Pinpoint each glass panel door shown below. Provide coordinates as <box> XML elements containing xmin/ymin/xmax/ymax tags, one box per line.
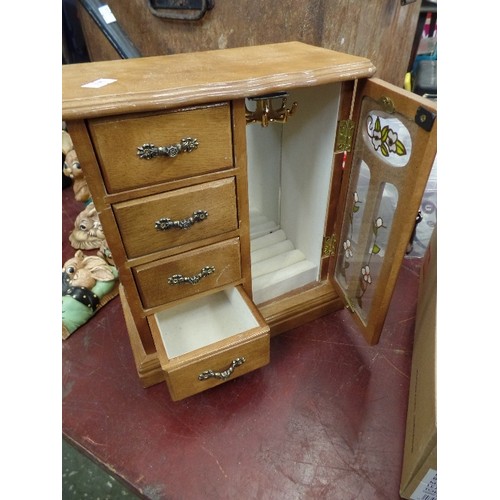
<box><xmin>333</xmin><ymin>78</ymin><xmax>437</xmax><ymax>344</ymax></box>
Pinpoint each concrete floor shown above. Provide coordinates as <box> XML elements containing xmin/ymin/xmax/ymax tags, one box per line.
<box><xmin>63</xmin><ymin>438</ymin><xmax>138</xmax><ymax>499</ymax></box>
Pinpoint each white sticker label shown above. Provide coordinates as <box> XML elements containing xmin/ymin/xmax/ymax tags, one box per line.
<box><xmin>81</xmin><ymin>78</ymin><xmax>117</xmax><ymax>89</ymax></box>
<box><xmin>98</xmin><ymin>5</ymin><xmax>116</xmax><ymax>24</ymax></box>
<box><xmin>410</xmin><ymin>468</ymin><xmax>437</xmax><ymax>500</ymax></box>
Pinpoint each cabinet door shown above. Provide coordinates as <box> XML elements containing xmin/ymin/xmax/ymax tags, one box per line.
<box><xmin>333</xmin><ymin>77</ymin><xmax>437</xmax><ymax>345</ymax></box>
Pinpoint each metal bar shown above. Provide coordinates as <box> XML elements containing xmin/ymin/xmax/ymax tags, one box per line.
<box><xmin>79</xmin><ymin>0</ymin><xmax>142</xmax><ymax>59</ymax></box>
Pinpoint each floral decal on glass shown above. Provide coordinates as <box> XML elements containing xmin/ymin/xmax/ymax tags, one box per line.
<box><xmin>361</xmin><ymin>265</ymin><xmax>372</xmax><ymax>284</ymax></box>
<box><xmin>343</xmin><ymin>239</ymin><xmax>353</xmax><ymax>259</ymax></box>
<box><xmin>341</xmin><ymin>191</ymin><xmax>362</xmax><ymax>277</ymax></box>
<box><xmin>367</xmin><ymin>116</ymin><xmax>407</xmax><ymax>158</ymax></box>
<box><xmin>356</xmin><ymin>216</ymin><xmax>386</xmax><ymax>306</ymax></box>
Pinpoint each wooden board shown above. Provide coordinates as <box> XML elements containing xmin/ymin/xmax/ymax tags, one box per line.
<box><xmin>77</xmin><ymin>0</ymin><xmax>422</xmax><ymax>86</ymax></box>
<box><xmin>62</xmin><ymin>42</ymin><xmax>375</xmax><ymax>120</ymax></box>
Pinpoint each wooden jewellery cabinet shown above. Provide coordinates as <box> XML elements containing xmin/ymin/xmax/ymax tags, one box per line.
<box><xmin>62</xmin><ymin>42</ymin><xmax>437</xmax><ymax>401</ymax></box>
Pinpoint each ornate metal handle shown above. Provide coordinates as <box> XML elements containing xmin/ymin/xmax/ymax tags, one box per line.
<box><xmin>198</xmin><ymin>357</ymin><xmax>246</xmax><ymax>381</ymax></box>
<box><xmin>155</xmin><ymin>210</ymin><xmax>208</xmax><ymax>231</ymax></box>
<box><xmin>137</xmin><ymin>137</ymin><xmax>199</xmax><ymax>159</ymax></box>
<box><xmin>168</xmin><ymin>265</ymin><xmax>215</xmax><ymax>285</ymax></box>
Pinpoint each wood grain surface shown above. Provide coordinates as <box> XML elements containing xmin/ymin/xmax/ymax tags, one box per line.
<box><xmin>76</xmin><ymin>0</ymin><xmax>421</xmax><ymax>86</ymax></box>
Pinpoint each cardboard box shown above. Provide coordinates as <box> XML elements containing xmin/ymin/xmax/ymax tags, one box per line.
<box><xmin>400</xmin><ymin>227</ymin><xmax>437</xmax><ymax>500</ymax></box>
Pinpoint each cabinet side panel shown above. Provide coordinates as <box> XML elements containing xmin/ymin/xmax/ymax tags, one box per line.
<box><xmin>281</xmin><ymin>83</ymin><xmax>341</xmax><ymax>265</ymax></box>
<box><xmin>232</xmin><ymin>99</ymin><xmax>253</xmax><ymax>296</ymax></box>
<box><xmin>65</xmin><ymin>120</ymin><xmax>107</xmax><ymax>212</ymax></box>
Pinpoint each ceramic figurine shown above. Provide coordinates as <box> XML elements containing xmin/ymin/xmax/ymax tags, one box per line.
<box><xmin>62</xmin><ymin>250</ymin><xmax>119</xmax><ymax>339</ymax></box>
<box><xmin>97</xmin><ymin>239</ymin><xmax>115</xmax><ymax>267</ymax></box>
<box><xmin>69</xmin><ymin>202</ymin><xmax>106</xmax><ymax>250</ymax></box>
<box><xmin>62</xmin><ymin>129</ymin><xmax>91</xmax><ymax>202</ymax></box>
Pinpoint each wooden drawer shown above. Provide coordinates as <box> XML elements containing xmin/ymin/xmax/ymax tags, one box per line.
<box><xmin>148</xmin><ymin>286</ymin><xmax>270</xmax><ymax>401</ymax></box>
<box><xmin>88</xmin><ymin>104</ymin><xmax>233</xmax><ymax>193</ymax></box>
<box><xmin>134</xmin><ymin>238</ymin><xmax>242</xmax><ymax>309</ymax></box>
<box><xmin>113</xmin><ymin>178</ymin><xmax>238</xmax><ymax>259</ymax></box>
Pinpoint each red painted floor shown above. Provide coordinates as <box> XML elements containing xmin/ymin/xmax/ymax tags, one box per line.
<box><xmin>62</xmin><ymin>184</ymin><xmax>421</xmax><ymax>499</ymax></box>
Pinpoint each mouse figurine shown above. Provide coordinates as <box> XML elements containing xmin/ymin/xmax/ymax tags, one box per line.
<box><xmin>69</xmin><ymin>202</ymin><xmax>106</xmax><ymax>250</ymax></box>
<box><xmin>63</xmin><ymin>129</ymin><xmax>91</xmax><ymax>202</ymax></box>
<box><xmin>62</xmin><ymin>250</ymin><xmax>119</xmax><ymax>339</ymax></box>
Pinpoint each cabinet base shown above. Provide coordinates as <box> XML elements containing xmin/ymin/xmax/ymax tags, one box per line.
<box><xmin>120</xmin><ymin>285</ymin><xmax>164</xmax><ymax>387</ymax></box>
<box><xmin>120</xmin><ymin>281</ymin><xmax>345</xmax><ymax>388</ymax></box>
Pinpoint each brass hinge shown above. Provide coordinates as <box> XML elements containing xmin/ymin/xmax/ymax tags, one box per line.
<box><xmin>322</xmin><ymin>234</ymin><xmax>337</xmax><ymax>257</ymax></box>
<box><xmin>334</xmin><ymin>119</ymin><xmax>355</xmax><ymax>153</ymax></box>
<box><xmin>345</xmin><ymin>295</ymin><xmax>355</xmax><ymax>313</ymax></box>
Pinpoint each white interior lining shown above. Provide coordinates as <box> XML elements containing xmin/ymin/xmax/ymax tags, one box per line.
<box><xmin>246</xmin><ymin>83</ymin><xmax>341</xmax><ymax>305</ymax></box>
<box><xmin>249</xmin><ymin>212</ymin><xmax>318</xmax><ymax>305</ymax></box>
<box><xmin>155</xmin><ymin>288</ymin><xmax>259</xmax><ymax>359</ymax></box>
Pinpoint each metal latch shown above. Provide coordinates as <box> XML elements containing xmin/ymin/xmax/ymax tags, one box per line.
<box><xmin>415</xmin><ymin>106</ymin><xmax>436</xmax><ymax>132</ymax></box>
<box><xmin>148</xmin><ymin>0</ymin><xmax>214</xmax><ymax>20</ymax></box>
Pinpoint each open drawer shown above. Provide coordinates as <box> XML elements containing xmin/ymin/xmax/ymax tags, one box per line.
<box><xmin>147</xmin><ymin>286</ymin><xmax>270</xmax><ymax>401</ymax></box>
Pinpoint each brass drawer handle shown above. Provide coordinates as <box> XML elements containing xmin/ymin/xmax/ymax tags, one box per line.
<box><xmin>155</xmin><ymin>210</ymin><xmax>208</xmax><ymax>231</ymax></box>
<box><xmin>168</xmin><ymin>265</ymin><xmax>215</xmax><ymax>285</ymax></box>
<box><xmin>137</xmin><ymin>137</ymin><xmax>199</xmax><ymax>160</ymax></box>
<box><xmin>198</xmin><ymin>357</ymin><xmax>246</xmax><ymax>381</ymax></box>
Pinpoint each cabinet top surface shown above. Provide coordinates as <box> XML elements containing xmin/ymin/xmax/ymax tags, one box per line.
<box><xmin>62</xmin><ymin>42</ymin><xmax>376</xmax><ymax>120</ymax></box>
